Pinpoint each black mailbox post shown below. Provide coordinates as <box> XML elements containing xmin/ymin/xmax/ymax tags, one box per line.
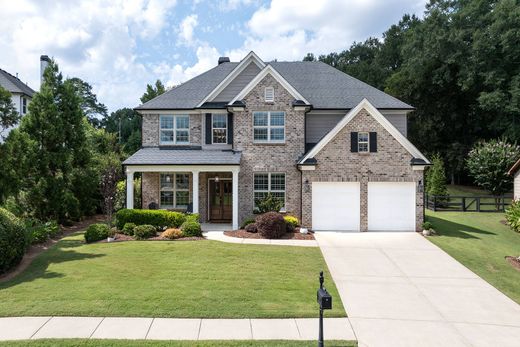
<box><xmin>317</xmin><ymin>271</ymin><xmax>332</xmax><ymax>347</ymax></box>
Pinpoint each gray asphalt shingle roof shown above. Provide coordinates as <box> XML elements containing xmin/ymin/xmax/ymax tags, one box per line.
<box><xmin>135</xmin><ymin>59</ymin><xmax>413</xmax><ymax>110</ymax></box>
<box><xmin>0</xmin><ymin>69</ymin><xmax>36</xmax><ymax>97</ymax></box>
<box><xmin>123</xmin><ymin>147</ymin><xmax>242</xmax><ymax>165</ymax></box>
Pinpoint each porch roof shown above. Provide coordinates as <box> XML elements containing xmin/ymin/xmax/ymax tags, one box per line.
<box><xmin>123</xmin><ymin>147</ymin><xmax>242</xmax><ymax>166</ymax></box>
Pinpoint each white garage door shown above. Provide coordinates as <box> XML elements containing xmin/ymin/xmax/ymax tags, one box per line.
<box><xmin>312</xmin><ymin>182</ymin><xmax>360</xmax><ymax>231</ymax></box>
<box><xmin>368</xmin><ymin>182</ymin><xmax>416</xmax><ymax>231</ymax></box>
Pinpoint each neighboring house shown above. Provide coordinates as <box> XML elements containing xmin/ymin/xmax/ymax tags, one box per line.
<box><xmin>508</xmin><ymin>159</ymin><xmax>520</xmax><ymax>200</ymax></box>
<box><xmin>124</xmin><ymin>52</ymin><xmax>430</xmax><ymax>231</ymax></box>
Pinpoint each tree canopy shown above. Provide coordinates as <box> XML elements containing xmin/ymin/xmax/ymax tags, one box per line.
<box><xmin>140</xmin><ymin>79</ymin><xmax>166</xmax><ymax>104</ymax></box>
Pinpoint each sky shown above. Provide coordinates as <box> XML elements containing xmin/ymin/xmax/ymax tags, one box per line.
<box><xmin>0</xmin><ymin>0</ymin><xmax>427</xmax><ymax>113</ymax></box>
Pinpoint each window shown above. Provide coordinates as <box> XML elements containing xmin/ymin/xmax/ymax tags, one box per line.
<box><xmin>22</xmin><ymin>98</ymin><xmax>27</xmax><ymax>114</ymax></box>
<box><xmin>358</xmin><ymin>132</ymin><xmax>369</xmax><ymax>152</ymax></box>
<box><xmin>212</xmin><ymin>114</ymin><xmax>227</xmax><ymax>144</ymax></box>
<box><xmin>253</xmin><ymin>173</ymin><xmax>286</xmax><ymax>208</ymax></box>
<box><xmin>160</xmin><ymin>115</ymin><xmax>190</xmax><ymax>145</ymax></box>
<box><xmin>160</xmin><ymin>173</ymin><xmax>190</xmax><ymax>209</ymax></box>
<box><xmin>264</xmin><ymin>87</ymin><xmax>274</xmax><ymax>102</ymax></box>
<box><xmin>253</xmin><ymin>111</ymin><xmax>285</xmax><ymax>143</ymax></box>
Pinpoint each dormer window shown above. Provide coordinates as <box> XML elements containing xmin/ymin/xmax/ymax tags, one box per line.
<box><xmin>264</xmin><ymin>87</ymin><xmax>274</xmax><ymax>102</ymax></box>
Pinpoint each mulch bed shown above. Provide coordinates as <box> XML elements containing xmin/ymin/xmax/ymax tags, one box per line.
<box><xmin>505</xmin><ymin>256</ymin><xmax>520</xmax><ymax>272</ymax></box>
<box><xmin>97</xmin><ymin>233</ymin><xmax>204</xmax><ymax>243</ymax></box>
<box><xmin>224</xmin><ymin>229</ymin><xmax>315</xmax><ymax>240</ymax></box>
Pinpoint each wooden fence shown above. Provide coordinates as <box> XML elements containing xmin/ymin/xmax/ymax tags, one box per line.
<box><xmin>426</xmin><ymin>194</ymin><xmax>513</xmax><ymax>212</ymax></box>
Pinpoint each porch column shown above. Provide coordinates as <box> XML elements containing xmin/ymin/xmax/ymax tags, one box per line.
<box><xmin>126</xmin><ymin>169</ymin><xmax>134</xmax><ymax>209</ymax></box>
<box><xmin>192</xmin><ymin>170</ymin><xmax>199</xmax><ymax>214</ymax></box>
<box><xmin>232</xmin><ymin>169</ymin><xmax>239</xmax><ymax>230</ymax></box>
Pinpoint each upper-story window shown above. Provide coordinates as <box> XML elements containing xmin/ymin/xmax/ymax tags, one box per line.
<box><xmin>264</xmin><ymin>87</ymin><xmax>274</xmax><ymax>102</ymax></box>
<box><xmin>212</xmin><ymin>114</ymin><xmax>227</xmax><ymax>144</ymax></box>
<box><xmin>22</xmin><ymin>97</ymin><xmax>27</xmax><ymax>114</ymax></box>
<box><xmin>358</xmin><ymin>132</ymin><xmax>369</xmax><ymax>152</ymax></box>
<box><xmin>160</xmin><ymin>115</ymin><xmax>189</xmax><ymax>145</ymax></box>
<box><xmin>253</xmin><ymin>111</ymin><xmax>285</xmax><ymax>143</ymax></box>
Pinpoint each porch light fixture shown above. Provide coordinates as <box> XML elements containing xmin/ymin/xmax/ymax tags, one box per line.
<box><xmin>304</xmin><ymin>178</ymin><xmax>310</xmax><ymax>193</ymax></box>
<box><xmin>215</xmin><ymin>175</ymin><xmax>220</xmax><ymax>183</ymax></box>
<box><xmin>165</xmin><ymin>174</ymin><xmax>171</xmax><ymax>183</ymax></box>
<box><xmin>418</xmin><ymin>179</ymin><xmax>423</xmax><ymax>193</ymax></box>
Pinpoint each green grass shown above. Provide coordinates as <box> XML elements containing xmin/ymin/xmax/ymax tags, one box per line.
<box><xmin>0</xmin><ymin>340</ymin><xmax>357</xmax><ymax>347</ymax></box>
<box><xmin>426</xmin><ymin>210</ymin><xmax>520</xmax><ymax>303</ymax></box>
<box><xmin>446</xmin><ymin>184</ymin><xmax>491</xmax><ymax>196</ymax></box>
<box><xmin>0</xmin><ymin>233</ymin><xmax>345</xmax><ymax>318</ymax></box>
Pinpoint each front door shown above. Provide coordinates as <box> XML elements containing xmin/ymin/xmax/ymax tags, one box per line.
<box><xmin>209</xmin><ymin>180</ymin><xmax>232</xmax><ymax>222</ymax></box>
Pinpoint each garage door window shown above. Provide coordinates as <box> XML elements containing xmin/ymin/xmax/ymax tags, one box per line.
<box><xmin>253</xmin><ymin>173</ymin><xmax>285</xmax><ymax>208</ymax></box>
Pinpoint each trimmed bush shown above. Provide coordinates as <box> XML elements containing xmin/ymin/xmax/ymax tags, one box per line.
<box><xmin>422</xmin><ymin>221</ymin><xmax>433</xmax><ymax>230</ymax></box>
<box><xmin>0</xmin><ymin>208</ymin><xmax>27</xmax><ymax>275</ymax></box>
<box><xmin>115</xmin><ymin>209</ymin><xmax>186</xmax><ymax>230</ymax></box>
<box><xmin>241</xmin><ymin>217</ymin><xmax>256</xmax><ymax>229</ymax></box>
<box><xmin>185</xmin><ymin>213</ymin><xmax>200</xmax><ymax>223</ymax></box>
<box><xmin>161</xmin><ymin>228</ymin><xmax>184</xmax><ymax>239</ymax></box>
<box><xmin>256</xmin><ymin>212</ymin><xmax>286</xmax><ymax>239</ymax></box>
<box><xmin>284</xmin><ymin>216</ymin><xmax>299</xmax><ymax>229</ymax></box>
<box><xmin>505</xmin><ymin>200</ymin><xmax>520</xmax><ymax>233</ymax></box>
<box><xmin>84</xmin><ymin>223</ymin><xmax>110</xmax><ymax>243</ymax></box>
<box><xmin>245</xmin><ymin>223</ymin><xmax>258</xmax><ymax>233</ymax></box>
<box><xmin>133</xmin><ymin>225</ymin><xmax>157</xmax><ymax>240</ymax></box>
<box><xmin>180</xmin><ymin>221</ymin><xmax>202</xmax><ymax>237</ymax></box>
<box><xmin>122</xmin><ymin>222</ymin><xmax>136</xmax><ymax>235</ymax></box>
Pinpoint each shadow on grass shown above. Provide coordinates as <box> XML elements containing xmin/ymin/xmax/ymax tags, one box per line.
<box><xmin>427</xmin><ymin>214</ymin><xmax>496</xmax><ymax>239</ymax></box>
<box><xmin>0</xmin><ymin>237</ymin><xmax>105</xmax><ymax>289</ymax></box>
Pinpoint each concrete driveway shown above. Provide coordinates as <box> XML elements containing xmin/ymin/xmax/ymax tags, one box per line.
<box><xmin>315</xmin><ymin>231</ymin><xmax>520</xmax><ymax>347</ymax></box>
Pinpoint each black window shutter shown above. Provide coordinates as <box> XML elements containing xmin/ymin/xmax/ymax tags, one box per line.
<box><xmin>369</xmin><ymin>132</ymin><xmax>377</xmax><ymax>152</ymax></box>
<box><xmin>227</xmin><ymin>113</ymin><xmax>233</xmax><ymax>145</ymax></box>
<box><xmin>351</xmin><ymin>132</ymin><xmax>358</xmax><ymax>152</ymax></box>
<box><xmin>205</xmin><ymin>113</ymin><xmax>212</xmax><ymax>144</ymax></box>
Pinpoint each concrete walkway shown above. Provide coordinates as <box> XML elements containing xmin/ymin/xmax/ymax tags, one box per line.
<box><xmin>204</xmin><ymin>231</ymin><xmax>318</xmax><ymax>247</ymax></box>
<box><xmin>315</xmin><ymin>231</ymin><xmax>520</xmax><ymax>347</ymax></box>
<box><xmin>0</xmin><ymin>317</ymin><xmax>354</xmax><ymax>341</ymax></box>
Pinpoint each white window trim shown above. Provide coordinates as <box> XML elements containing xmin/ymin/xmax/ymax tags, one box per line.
<box><xmin>358</xmin><ymin>132</ymin><xmax>369</xmax><ymax>153</ymax></box>
<box><xmin>264</xmin><ymin>87</ymin><xmax>274</xmax><ymax>102</ymax></box>
<box><xmin>211</xmin><ymin>113</ymin><xmax>228</xmax><ymax>144</ymax></box>
<box><xmin>159</xmin><ymin>173</ymin><xmax>190</xmax><ymax>209</ymax></box>
<box><xmin>253</xmin><ymin>172</ymin><xmax>286</xmax><ymax>208</ymax></box>
<box><xmin>252</xmin><ymin>111</ymin><xmax>285</xmax><ymax>143</ymax></box>
<box><xmin>159</xmin><ymin>115</ymin><xmax>190</xmax><ymax>145</ymax></box>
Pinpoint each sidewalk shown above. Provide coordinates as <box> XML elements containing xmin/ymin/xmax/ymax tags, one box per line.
<box><xmin>203</xmin><ymin>231</ymin><xmax>318</xmax><ymax>247</ymax></box>
<box><xmin>0</xmin><ymin>317</ymin><xmax>355</xmax><ymax>341</ymax></box>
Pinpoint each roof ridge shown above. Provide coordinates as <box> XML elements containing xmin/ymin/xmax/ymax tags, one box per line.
<box><xmin>0</xmin><ymin>68</ymin><xmax>36</xmax><ymax>95</ymax></box>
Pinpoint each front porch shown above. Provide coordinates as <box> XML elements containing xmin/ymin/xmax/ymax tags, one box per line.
<box><xmin>125</xmin><ymin>165</ymin><xmax>240</xmax><ymax>230</ymax></box>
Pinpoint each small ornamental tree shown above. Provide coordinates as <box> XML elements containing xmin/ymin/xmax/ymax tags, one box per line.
<box><xmin>426</xmin><ymin>154</ymin><xmax>448</xmax><ymax>197</ymax></box>
<box><xmin>466</xmin><ymin>139</ymin><xmax>520</xmax><ymax>196</ymax></box>
<box><xmin>100</xmin><ymin>162</ymin><xmax>122</xmax><ymax>227</ymax></box>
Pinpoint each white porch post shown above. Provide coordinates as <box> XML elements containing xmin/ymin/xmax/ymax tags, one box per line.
<box><xmin>126</xmin><ymin>169</ymin><xmax>134</xmax><ymax>209</ymax></box>
<box><xmin>232</xmin><ymin>169</ymin><xmax>239</xmax><ymax>230</ymax></box>
<box><xmin>192</xmin><ymin>170</ymin><xmax>199</xmax><ymax>214</ymax></box>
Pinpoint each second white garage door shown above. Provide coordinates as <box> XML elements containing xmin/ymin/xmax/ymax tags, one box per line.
<box><xmin>368</xmin><ymin>182</ymin><xmax>416</xmax><ymax>231</ymax></box>
<box><xmin>312</xmin><ymin>182</ymin><xmax>360</xmax><ymax>231</ymax></box>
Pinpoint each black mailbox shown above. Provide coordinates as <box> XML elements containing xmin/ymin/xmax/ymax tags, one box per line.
<box><xmin>317</xmin><ymin>288</ymin><xmax>332</xmax><ymax>310</ymax></box>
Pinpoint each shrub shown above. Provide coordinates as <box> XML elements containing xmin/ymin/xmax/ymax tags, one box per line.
<box><xmin>256</xmin><ymin>212</ymin><xmax>286</xmax><ymax>239</ymax></box>
<box><xmin>180</xmin><ymin>221</ymin><xmax>202</xmax><ymax>237</ymax></box>
<box><xmin>185</xmin><ymin>213</ymin><xmax>200</xmax><ymax>223</ymax></box>
<box><xmin>241</xmin><ymin>217</ymin><xmax>256</xmax><ymax>229</ymax></box>
<box><xmin>25</xmin><ymin>219</ymin><xmax>60</xmax><ymax>244</ymax></box>
<box><xmin>84</xmin><ymin>223</ymin><xmax>110</xmax><ymax>243</ymax></box>
<box><xmin>0</xmin><ymin>208</ymin><xmax>27</xmax><ymax>275</ymax></box>
<box><xmin>133</xmin><ymin>225</ymin><xmax>157</xmax><ymax>240</ymax></box>
<box><xmin>284</xmin><ymin>216</ymin><xmax>299</xmax><ymax>228</ymax></box>
<box><xmin>505</xmin><ymin>200</ymin><xmax>520</xmax><ymax>233</ymax></box>
<box><xmin>161</xmin><ymin>228</ymin><xmax>184</xmax><ymax>239</ymax></box>
<box><xmin>122</xmin><ymin>222</ymin><xmax>136</xmax><ymax>235</ymax></box>
<box><xmin>422</xmin><ymin>221</ymin><xmax>433</xmax><ymax>230</ymax></box>
<box><xmin>255</xmin><ymin>193</ymin><xmax>284</xmax><ymax>214</ymax></box>
<box><xmin>115</xmin><ymin>209</ymin><xmax>186</xmax><ymax>230</ymax></box>
<box><xmin>245</xmin><ymin>223</ymin><xmax>258</xmax><ymax>233</ymax></box>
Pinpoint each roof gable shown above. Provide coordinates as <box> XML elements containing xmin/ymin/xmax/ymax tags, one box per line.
<box><xmin>229</xmin><ymin>64</ymin><xmax>310</xmax><ymax>105</ymax></box>
<box><xmin>299</xmin><ymin>98</ymin><xmax>428</xmax><ymax>164</ymax></box>
<box><xmin>0</xmin><ymin>69</ymin><xmax>36</xmax><ymax>97</ymax></box>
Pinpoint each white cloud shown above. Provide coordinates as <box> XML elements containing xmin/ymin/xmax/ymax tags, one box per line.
<box><xmin>218</xmin><ymin>0</ymin><xmax>256</xmax><ymax>12</ymax></box>
<box><xmin>177</xmin><ymin>14</ymin><xmax>199</xmax><ymax>45</ymax></box>
<box><xmin>226</xmin><ymin>0</ymin><xmax>425</xmax><ymax>61</ymax></box>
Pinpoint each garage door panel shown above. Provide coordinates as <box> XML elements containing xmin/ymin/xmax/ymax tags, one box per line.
<box><xmin>312</xmin><ymin>182</ymin><xmax>360</xmax><ymax>231</ymax></box>
<box><xmin>368</xmin><ymin>182</ymin><xmax>415</xmax><ymax>231</ymax></box>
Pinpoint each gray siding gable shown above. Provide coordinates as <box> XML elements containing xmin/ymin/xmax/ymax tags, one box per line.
<box><xmin>212</xmin><ymin>62</ymin><xmax>261</xmax><ymax>102</ymax></box>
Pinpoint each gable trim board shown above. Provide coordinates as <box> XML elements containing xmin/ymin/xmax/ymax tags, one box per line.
<box><xmin>299</xmin><ymin>98</ymin><xmax>429</xmax><ymax>165</ymax></box>
<box><xmin>229</xmin><ymin>64</ymin><xmax>311</xmax><ymax>106</ymax></box>
<box><xmin>197</xmin><ymin>52</ymin><xmax>266</xmax><ymax>107</ymax></box>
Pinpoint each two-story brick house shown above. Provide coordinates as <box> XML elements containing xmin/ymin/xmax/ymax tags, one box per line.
<box><xmin>123</xmin><ymin>52</ymin><xmax>429</xmax><ymax>231</ymax></box>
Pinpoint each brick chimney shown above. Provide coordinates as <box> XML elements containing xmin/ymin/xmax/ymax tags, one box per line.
<box><xmin>40</xmin><ymin>55</ymin><xmax>51</xmax><ymax>87</ymax></box>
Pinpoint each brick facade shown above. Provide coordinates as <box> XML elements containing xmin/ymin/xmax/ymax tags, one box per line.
<box><xmin>301</xmin><ymin>109</ymin><xmax>424</xmax><ymax>231</ymax></box>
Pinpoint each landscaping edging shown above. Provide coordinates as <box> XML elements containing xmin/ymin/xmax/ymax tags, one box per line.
<box><xmin>204</xmin><ymin>231</ymin><xmax>318</xmax><ymax>247</ymax></box>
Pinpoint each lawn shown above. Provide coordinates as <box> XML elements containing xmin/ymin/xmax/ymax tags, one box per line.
<box><xmin>426</xmin><ymin>210</ymin><xmax>520</xmax><ymax>303</ymax></box>
<box><xmin>0</xmin><ymin>340</ymin><xmax>356</xmax><ymax>347</ymax></box>
<box><xmin>0</xmin><ymin>233</ymin><xmax>345</xmax><ymax>318</ymax></box>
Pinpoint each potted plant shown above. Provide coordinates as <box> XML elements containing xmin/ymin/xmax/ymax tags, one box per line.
<box><xmin>422</xmin><ymin>221</ymin><xmax>434</xmax><ymax>236</ymax></box>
